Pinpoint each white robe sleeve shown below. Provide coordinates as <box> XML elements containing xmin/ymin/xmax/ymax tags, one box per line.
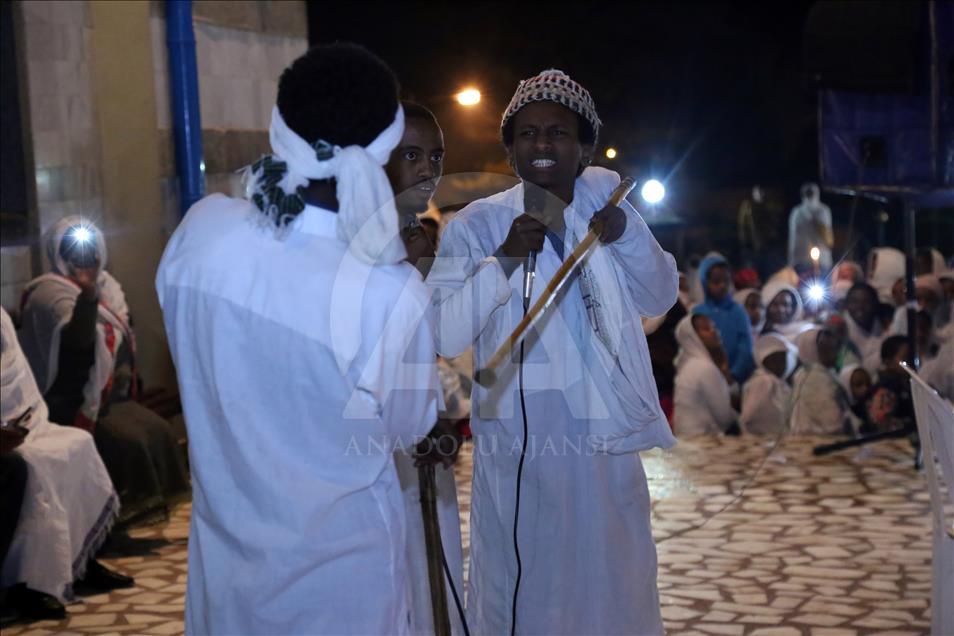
<box><xmin>349</xmin><ymin>276</ymin><xmax>441</xmax><ymax>441</ymax></box>
<box><xmin>426</xmin><ymin>218</ymin><xmax>513</xmax><ymax>358</ymax></box>
<box><xmin>607</xmin><ymin>201</ymin><xmax>679</xmax><ymax>317</ymax></box>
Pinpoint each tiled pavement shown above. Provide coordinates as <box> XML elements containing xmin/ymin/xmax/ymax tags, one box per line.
<box><xmin>5</xmin><ymin>435</ymin><xmax>934</xmax><ymax>635</ymax></box>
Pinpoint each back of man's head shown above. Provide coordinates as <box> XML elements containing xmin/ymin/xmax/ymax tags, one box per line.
<box><xmin>277</xmin><ymin>43</ymin><xmax>399</xmax><ymax>149</ymax></box>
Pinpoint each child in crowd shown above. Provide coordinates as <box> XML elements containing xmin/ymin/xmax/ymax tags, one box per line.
<box><xmin>789</xmin><ymin>328</ymin><xmax>852</xmax><ymax>435</ymax></box>
<box><xmin>837</xmin><ymin>364</ymin><xmax>873</xmax><ymax>434</ymax></box>
<box><xmin>673</xmin><ymin>314</ymin><xmax>737</xmax><ymax>436</ymax></box>
<box><xmin>867</xmin><ymin>335</ymin><xmax>914</xmax><ymax>431</ymax></box>
<box><xmin>734</xmin><ymin>289</ymin><xmax>764</xmax><ymax>341</ymax></box>
<box><xmin>740</xmin><ymin>334</ymin><xmax>796</xmax><ymax>436</ymax></box>
<box><xmin>693</xmin><ymin>254</ymin><xmax>755</xmax><ymax>383</ymax></box>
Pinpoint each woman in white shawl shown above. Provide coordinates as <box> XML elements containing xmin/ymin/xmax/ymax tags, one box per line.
<box><xmin>18</xmin><ymin>217</ymin><xmax>188</xmax><ymax>524</ymax></box>
<box><xmin>789</xmin><ymin>327</ymin><xmax>852</xmax><ymax>435</ymax></box>
<box><xmin>673</xmin><ymin>313</ymin><xmax>737</xmax><ymax>436</ymax></box>
<box><xmin>760</xmin><ymin>280</ymin><xmax>811</xmax><ymax>341</ymax></box>
<box><xmin>842</xmin><ymin>282</ymin><xmax>886</xmax><ymax>373</ymax></box>
<box><xmin>740</xmin><ymin>334</ymin><xmax>796</xmax><ymax>436</ymax></box>
<box><xmin>1</xmin><ymin>307</ymin><xmax>130</xmax><ymax>607</ymax></box>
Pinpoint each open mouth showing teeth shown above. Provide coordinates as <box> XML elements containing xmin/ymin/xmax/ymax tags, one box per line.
<box><xmin>531</xmin><ymin>159</ymin><xmax>556</xmax><ymax>168</ymax></box>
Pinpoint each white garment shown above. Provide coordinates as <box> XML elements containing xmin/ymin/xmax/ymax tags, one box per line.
<box><xmin>789</xmin><ymin>365</ymin><xmax>847</xmax><ymax>435</ymax></box>
<box><xmin>788</xmin><ymin>199</ymin><xmax>832</xmax><ymax>269</ymax></box>
<box><xmin>18</xmin><ymin>216</ymin><xmax>132</xmax><ymax>422</ymax></box>
<box><xmin>673</xmin><ymin>315</ymin><xmax>737</xmax><ymax>436</ymax></box>
<box><xmin>396</xmin><ymin>358</ymin><xmax>467</xmax><ymax>635</ymax></box>
<box><xmin>843</xmin><ymin>312</ymin><xmax>885</xmax><ymax>374</ymax></box>
<box><xmin>740</xmin><ymin>335</ymin><xmax>796</xmax><ymax>436</ymax></box>
<box><xmin>156</xmin><ymin>195</ymin><xmax>440</xmax><ymax>635</ymax></box>
<box><xmin>0</xmin><ymin>308</ymin><xmax>117</xmax><ymax>602</ymax></box>
<box><xmin>740</xmin><ymin>369</ymin><xmax>790</xmax><ymax>436</ymax></box>
<box><xmin>426</xmin><ymin>167</ymin><xmax>676</xmax><ymax>634</ymax></box>
<box><xmin>394</xmin><ymin>454</ymin><xmax>464</xmax><ymax>635</ymax></box>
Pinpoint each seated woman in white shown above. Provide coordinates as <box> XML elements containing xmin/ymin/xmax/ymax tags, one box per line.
<box><xmin>1</xmin><ymin>307</ymin><xmax>131</xmax><ymax>610</ymax></box>
<box><xmin>760</xmin><ymin>280</ymin><xmax>811</xmax><ymax>342</ymax></box>
<box><xmin>673</xmin><ymin>314</ymin><xmax>737</xmax><ymax>436</ymax></box>
<box><xmin>740</xmin><ymin>334</ymin><xmax>797</xmax><ymax>436</ymax></box>
<box><xmin>789</xmin><ymin>327</ymin><xmax>852</xmax><ymax>435</ymax></box>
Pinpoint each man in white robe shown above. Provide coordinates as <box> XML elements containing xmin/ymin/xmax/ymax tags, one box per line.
<box><xmin>427</xmin><ymin>69</ymin><xmax>677</xmax><ymax>635</ymax></box>
<box><xmin>156</xmin><ymin>44</ymin><xmax>440</xmax><ymax>635</ymax></box>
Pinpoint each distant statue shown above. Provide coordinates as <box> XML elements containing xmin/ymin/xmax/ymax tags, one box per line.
<box><xmin>788</xmin><ymin>182</ymin><xmax>833</xmax><ymax>272</ymax></box>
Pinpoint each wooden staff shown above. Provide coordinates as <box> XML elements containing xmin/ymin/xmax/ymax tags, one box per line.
<box><xmin>418</xmin><ymin>462</ymin><xmax>452</xmax><ymax>636</ymax></box>
<box><xmin>475</xmin><ymin>177</ymin><xmax>636</xmax><ymax>387</ymax></box>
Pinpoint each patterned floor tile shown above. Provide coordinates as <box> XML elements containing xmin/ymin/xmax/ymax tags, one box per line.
<box><xmin>2</xmin><ymin>436</ymin><xmax>935</xmax><ymax>634</ymax></box>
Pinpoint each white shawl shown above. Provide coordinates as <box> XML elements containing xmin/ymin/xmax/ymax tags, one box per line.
<box><xmin>18</xmin><ymin>216</ymin><xmax>133</xmax><ymax>421</ymax></box>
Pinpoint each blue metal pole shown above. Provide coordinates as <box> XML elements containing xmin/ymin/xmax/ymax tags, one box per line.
<box><xmin>166</xmin><ymin>0</ymin><xmax>205</xmax><ymax>217</ymax></box>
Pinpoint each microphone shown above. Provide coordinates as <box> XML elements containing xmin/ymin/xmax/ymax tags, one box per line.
<box><xmin>522</xmin><ymin>251</ymin><xmax>537</xmax><ymax>312</ymax></box>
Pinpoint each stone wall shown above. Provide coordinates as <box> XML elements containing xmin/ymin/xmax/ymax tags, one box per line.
<box><xmin>2</xmin><ymin>0</ymin><xmax>308</xmax><ymax>390</ymax></box>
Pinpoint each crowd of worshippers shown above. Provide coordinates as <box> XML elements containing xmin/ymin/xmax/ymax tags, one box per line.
<box><xmin>647</xmin><ymin>246</ymin><xmax>954</xmax><ymax>439</ymax></box>
<box><xmin>1</xmin><ymin>219</ymin><xmax>189</xmax><ymax>623</ymax></box>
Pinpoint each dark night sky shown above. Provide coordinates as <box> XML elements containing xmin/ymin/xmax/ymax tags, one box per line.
<box><xmin>306</xmin><ymin>2</ymin><xmax>947</xmax><ymax>257</ymax></box>
<box><xmin>308</xmin><ymin>1</ymin><xmax>817</xmax><ymax>188</ymax></box>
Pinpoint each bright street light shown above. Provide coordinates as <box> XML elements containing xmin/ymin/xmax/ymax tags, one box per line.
<box><xmin>810</xmin><ymin>246</ymin><xmax>821</xmax><ymax>262</ymax></box>
<box><xmin>456</xmin><ymin>88</ymin><xmax>481</xmax><ymax>106</ymax></box>
<box><xmin>641</xmin><ymin>179</ymin><xmax>665</xmax><ymax>204</ymax></box>
<box><xmin>605</xmin><ymin>147</ymin><xmax>618</xmax><ymax>160</ymax></box>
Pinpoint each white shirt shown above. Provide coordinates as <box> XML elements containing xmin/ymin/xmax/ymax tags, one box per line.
<box><xmin>156</xmin><ymin>195</ymin><xmax>439</xmax><ymax>635</ymax></box>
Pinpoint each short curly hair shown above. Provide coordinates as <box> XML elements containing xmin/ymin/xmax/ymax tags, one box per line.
<box><xmin>276</xmin><ymin>43</ymin><xmax>399</xmax><ymax>148</ymax></box>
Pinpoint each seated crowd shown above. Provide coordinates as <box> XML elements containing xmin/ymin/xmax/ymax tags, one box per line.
<box><xmin>2</xmin><ymin>218</ymin><xmax>189</xmax><ymax>624</ymax></box>
<box><xmin>658</xmin><ymin>247</ymin><xmax>954</xmax><ymax>438</ymax></box>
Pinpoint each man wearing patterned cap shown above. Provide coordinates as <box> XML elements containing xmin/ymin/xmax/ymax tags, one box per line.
<box><xmin>428</xmin><ymin>69</ymin><xmax>678</xmax><ymax>634</ymax></box>
<box><xmin>156</xmin><ymin>44</ymin><xmax>440</xmax><ymax>633</ymax></box>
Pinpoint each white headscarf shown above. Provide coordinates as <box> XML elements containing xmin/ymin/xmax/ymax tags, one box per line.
<box><xmin>796</xmin><ymin>327</ymin><xmax>821</xmax><ymax>366</ymax></box>
<box><xmin>674</xmin><ymin>314</ymin><xmax>712</xmax><ymax>371</ymax></box>
<box><xmin>837</xmin><ymin>363</ymin><xmax>868</xmax><ymax>405</ymax></box>
<box><xmin>245</xmin><ymin>104</ymin><xmax>407</xmax><ymax>265</ymax></box>
<box><xmin>754</xmin><ymin>333</ymin><xmax>798</xmax><ymax>379</ymax></box>
<box><xmin>761</xmin><ymin>280</ymin><xmax>806</xmax><ymax>338</ymax></box>
<box><xmin>19</xmin><ymin>216</ymin><xmax>131</xmax><ymax>421</ymax></box>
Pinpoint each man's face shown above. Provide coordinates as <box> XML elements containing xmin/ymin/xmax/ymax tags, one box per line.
<box><xmin>846</xmin><ymin>288</ymin><xmax>875</xmax><ymax>327</ymax></box>
<box><xmin>386</xmin><ymin>117</ymin><xmax>444</xmax><ymax>215</ymax></box>
<box><xmin>752</xmin><ymin>186</ymin><xmax>763</xmax><ymax>203</ymax></box>
<box><xmin>705</xmin><ymin>265</ymin><xmax>730</xmax><ymax>301</ymax></box>
<box><xmin>507</xmin><ymin>102</ymin><xmax>589</xmax><ymax>194</ymax></box>
<box><xmin>744</xmin><ymin>292</ymin><xmax>763</xmax><ymax>327</ymax></box>
<box><xmin>767</xmin><ymin>291</ymin><xmax>796</xmax><ymax>326</ymax></box>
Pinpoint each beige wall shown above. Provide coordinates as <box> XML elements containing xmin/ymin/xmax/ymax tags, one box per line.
<box><xmin>2</xmin><ymin>0</ymin><xmax>308</xmax><ymax>390</ymax></box>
